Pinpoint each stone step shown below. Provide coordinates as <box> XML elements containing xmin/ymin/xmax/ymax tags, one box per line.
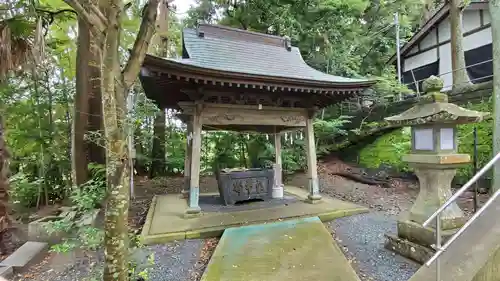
<box><xmin>0</xmin><ymin>241</ymin><xmax>48</xmax><ymax>273</ymax></box>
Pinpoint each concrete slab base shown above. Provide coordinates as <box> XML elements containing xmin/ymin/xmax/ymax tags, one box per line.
<box><xmin>385</xmin><ymin>234</ymin><xmax>434</xmax><ymax>264</ymax></box>
<box><xmin>141</xmin><ymin>186</ymin><xmax>368</xmax><ymax>245</ymax></box>
<box><xmin>0</xmin><ymin>241</ymin><xmax>48</xmax><ymax>272</ymax></box>
<box><xmin>0</xmin><ymin>266</ymin><xmax>13</xmax><ymax>279</ymax></box>
<box><xmin>201</xmin><ymin>217</ymin><xmax>361</xmax><ymax>281</ymax></box>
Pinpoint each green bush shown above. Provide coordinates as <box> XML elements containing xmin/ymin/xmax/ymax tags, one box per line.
<box><xmin>456</xmin><ymin>99</ymin><xmax>492</xmax><ymax>179</ymax></box>
<box><xmin>9</xmin><ymin>172</ymin><xmax>41</xmax><ymax>208</ymax></box>
<box><xmin>359</xmin><ymin>127</ymin><xmax>411</xmax><ymax>171</ymax></box>
<box><xmin>358</xmin><ymin>99</ymin><xmax>492</xmax><ymax>179</ymax></box>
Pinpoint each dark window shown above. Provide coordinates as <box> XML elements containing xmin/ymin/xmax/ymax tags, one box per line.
<box><xmin>465</xmin><ymin>44</ymin><xmax>493</xmax><ymax>84</ymax></box>
<box><xmin>402</xmin><ymin>60</ymin><xmax>440</xmax><ymax>93</ymax></box>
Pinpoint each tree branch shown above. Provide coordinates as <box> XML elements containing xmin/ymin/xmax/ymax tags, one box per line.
<box><xmin>122</xmin><ymin>0</ymin><xmax>162</xmax><ymax>89</ymax></box>
<box><xmin>62</xmin><ymin>0</ymin><xmax>107</xmax><ymax>33</ymax></box>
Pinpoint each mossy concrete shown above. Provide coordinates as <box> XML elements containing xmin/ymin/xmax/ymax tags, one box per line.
<box><xmin>140</xmin><ymin>186</ymin><xmax>368</xmax><ymax>245</ymax></box>
<box><xmin>201</xmin><ymin>217</ymin><xmax>360</xmax><ymax>281</ymax></box>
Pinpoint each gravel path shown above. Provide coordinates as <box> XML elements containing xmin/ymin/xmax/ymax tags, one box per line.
<box><xmin>134</xmin><ymin>240</ymin><xmax>205</xmax><ymax>281</ymax></box>
<box><xmin>14</xmin><ymin>240</ymin><xmax>205</xmax><ymax>281</ymax></box>
<box><xmin>327</xmin><ymin>212</ymin><xmax>419</xmax><ymax>281</ymax></box>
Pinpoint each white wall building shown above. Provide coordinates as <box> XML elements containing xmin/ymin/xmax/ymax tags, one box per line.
<box><xmin>390</xmin><ymin>1</ymin><xmax>492</xmax><ymax>92</ymax></box>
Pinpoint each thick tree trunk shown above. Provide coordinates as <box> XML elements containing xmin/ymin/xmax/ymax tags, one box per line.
<box><xmin>0</xmin><ymin>114</ymin><xmax>10</xmax><ymax>230</ymax></box>
<box><xmin>101</xmin><ymin>5</ymin><xmax>129</xmax><ymax>281</ymax></box>
<box><xmin>148</xmin><ymin>7</ymin><xmax>170</xmax><ymax>178</ymax></box>
<box><xmin>450</xmin><ymin>0</ymin><xmax>470</xmax><ymax>89</ymax></box>
<box><xmin>63</xmin><ymin>0</ymin><xmax>162</xmax><ymax>279</ymax></box>
<box><xmin>150</xmin><ymin>109</ymin><xmax>166</xmax><ymax>178</ymax></box>
<box><xmin>72</xmin><ymin>18</ymin><xmax>91</xmax><ymax>186</ymax></box>
<box><xmin>134</xmin><ymin>126</ymin><xmax>147</xmax><ymax>175</ymax></box>
<box><xmin>86</xmin><ymin>39</ymin><xmax>105</xmax><ymax>165</ymax></box>
<box><xmin>490</xmin><ymin>0</ymin><xmax>500</xmax><ymax>193</ymax></box>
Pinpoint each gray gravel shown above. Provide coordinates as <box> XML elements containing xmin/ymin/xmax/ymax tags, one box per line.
<box><xmin>327</xmin><ymin>212</ymin><xmax>419</xmax><ymax>281</ymax></box>
<box><xmin>133</xmin><ymin>239</ymin><xmax>205</xmax><ymax>281</ymax></box>
<box><xmin>15</xmin><ymin>239</ymin><xmax>205</xmax><ymax>281</ymax></box>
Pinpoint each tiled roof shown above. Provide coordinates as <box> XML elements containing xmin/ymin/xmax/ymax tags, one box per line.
<box><xmin>166</xmin><ymin>24</ymin><xmax>370</xmax><ymax>85</ymax></box>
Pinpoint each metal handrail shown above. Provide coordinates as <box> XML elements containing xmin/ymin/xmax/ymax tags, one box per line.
<box><xmin>425</xmin><ymin>187</ymin><xmax>500</xmax><ymax>266</ymax></box>
<box><xmin>423</xmin><ymin>151</ymin><xmax>500</xmax><ymax>227</ymax></box>
<box><xmin>421</xmin><ymin>151</ymin><xmax>500</xmax><ymax>281</ymax></box>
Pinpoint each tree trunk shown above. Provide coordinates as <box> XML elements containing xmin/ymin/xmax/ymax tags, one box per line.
<box><xmin>450</xmin><ymin>0</ymin><xmax>470</xmax><ymax>89</ymax></box>
<box><xmin>63</xmin><ymin>0</ymin><xmax>162</xmax><ymax>279</ymax></box>
<box><xmin>100</xmin><ymin>4</ymin><xmax>130</xmax><ymax>280</ymax></box>
<box><xmin>150</xmin><ymin>109</ymin><xmax>166</xmax><ymax>178</ymax></box>
<box><xmin>490</xmin><ymin>0</ymin><xmax>500</xmax><ymax>193</ymax></box>
<box><xmin>0</xmin><ymin>114</ymin><xmax>10</xmax><ymax>232</ymax></box>
<box><xmin>86</xmin><ymin>38</ymin><xmax>105</xmax><ymax>166</ymax></box>
<box><xmin>134</xmin><ymin>125</ymin><xmax>147</xmax><ymax>175</ymax></box>
<box><xmin>148</xmin><ymin>7</ymin><xmax>170</xmax><ymax>177</ymax></box>
<box><xmin>72</xmin><ymin>17</ymin><xmax>91</xmax><ymax>186</ymax></box>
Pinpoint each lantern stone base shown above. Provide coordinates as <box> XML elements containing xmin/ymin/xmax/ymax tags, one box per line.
<box><xmin>385</xmin><ymin>218</ymin><xmax>460</xmax><ymax>264</ymax></box>
<box><xmin>405</xmin><ymin>157</ymin><xmax>469</xmax><ymax>230</ymax></box>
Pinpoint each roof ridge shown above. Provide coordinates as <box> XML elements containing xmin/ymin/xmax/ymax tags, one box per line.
<box><xmin>198</xmin><ymin>23</ymin><xmax>286</xmax><ymax>40</ymax></box>
<box><xmin>191</xmin><ymin>24</ymin><xmax>289</xmax><ymax>48</ymax></box>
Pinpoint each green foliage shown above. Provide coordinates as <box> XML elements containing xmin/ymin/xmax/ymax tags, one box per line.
<box><xmin>359</xmin><ymin>127</ymin><xmax>411</xmax><ymax>171</ymax></box>
<box><xmin>9</xmin><ymin>172</ymin><xmax>41</xmax><ymax>208</ymax></box>
<box><xmin>358</xmin><ymin>99</ymin><xmax>492</xmax><ymax>180</ymax></box>
<box><xmin>70</xmin><ymin>164</ymin><xmax>107</xmax><ymax>211</ymax></box>
<box><xmin>47</xmin><ymin>171</ymin><xmax>106</xmax><ymax>253</ymax></box>
<box><xmin>372</xmin><ymin>67</ymin><xmax>413</xmax><ymax>98</ymax></box>
<box><xmin>457</xmin><ymin>99</ymin><xmax>492</xmax><ymax>179</ymax></box>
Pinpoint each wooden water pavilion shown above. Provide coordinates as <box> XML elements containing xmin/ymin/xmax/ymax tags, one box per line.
<box><xmin>139</xmin><ymin>24</ymin><xmax>374</xmax><ymax>216</ymax></box>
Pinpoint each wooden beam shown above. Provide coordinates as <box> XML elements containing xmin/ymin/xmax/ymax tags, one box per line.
<box><xmin>178</xmin><ymin>102</ymin><xmax>308</xmax><ymax>127</ymax></box>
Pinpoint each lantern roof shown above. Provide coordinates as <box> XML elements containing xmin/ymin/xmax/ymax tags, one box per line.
<box><xmin>385</xmin><ymin>76</ymin><xmax>489</xmax><ymax>126</ymax></box>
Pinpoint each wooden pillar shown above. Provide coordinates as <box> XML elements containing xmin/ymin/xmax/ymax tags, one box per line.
<box><xmin>274</xmin><ymin>131</ymin><xmax>282</xmax><ymax>187</ymax></box>
<box><xmin>305</xmin><ymin>113</ymin><xmax>321</xmax><ymax>203</ymax></box>
<box><xmin>186</xmin><ymin>104</ymin><xmax>202</xmax><ymax>215</ymax></box>
<box><xmin>272</xmin><ymin>128</ymin><xmax>283</xmax><ymax>198</ymax></box>
<box><xmin>181</xmin><ymin>120</ymin><xmax>192</xmax><ymax>199</ymax></box>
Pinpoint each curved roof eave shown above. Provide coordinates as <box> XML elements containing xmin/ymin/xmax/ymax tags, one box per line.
<box><xmin>142</xmin><ymin>54</ymin><xmax>376</xmax><ymax>89</ymax></box>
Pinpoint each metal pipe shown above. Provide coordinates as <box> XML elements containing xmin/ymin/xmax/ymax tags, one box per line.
<box><xmin>436</xmin><ymin>212</ymin><xmax>442</xmax><ymax>281</ymax></box>
<box><xmin>425</xmin><ymin>187</ymin><xmax>500</xmax><ymax>266</ymax></box>
<box><xmin>473</xmin><ymin>127</ymin><xmax>478</xmax><ymax>213</ymax></box>
<box><xmin>395</xmin><ymin>12</ymin><xmax>402</xmax><ymax>101</ymax></box>
<box><xmin>423</xmin><ymin>152</ymin><xmax>500</xmax><ymax>227</ymax></box>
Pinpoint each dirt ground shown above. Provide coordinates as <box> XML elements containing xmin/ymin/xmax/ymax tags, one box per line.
<box><xmin>287</xmin><ymin>159</ymin><xmax>488</xmax><ymax>217</ymax></box>
<box><xmin>9</xmin><ymin>157</ymin><xmax>490</xmax><ymax>280</ymax></box>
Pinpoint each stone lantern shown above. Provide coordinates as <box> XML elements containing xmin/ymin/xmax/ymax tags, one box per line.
<box><xmin>384</xmin><ymin>76</ymin><xmax>488</xmax><ymax>263</ymax></box>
